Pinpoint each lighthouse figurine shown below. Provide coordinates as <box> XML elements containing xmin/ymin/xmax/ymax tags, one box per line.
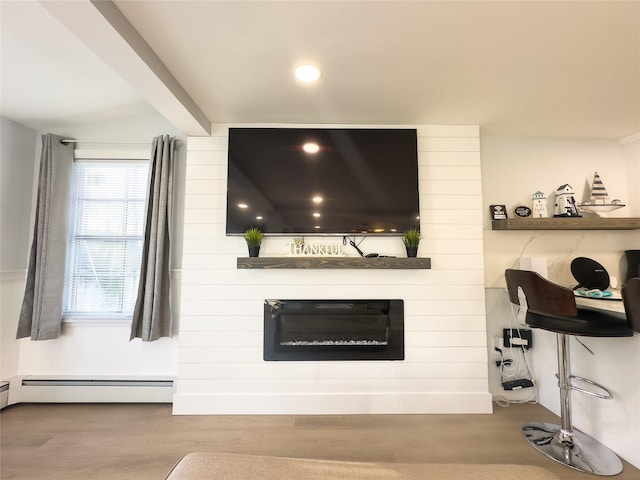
<box><xmin>553</xmin><ymin>184</ymin><xmax>581</xmax><ymax>217</ymax></box>
<box><xmin>532</xmin><ymin>191</ymin><xmax>548</xmax><ymax>218</ymax></box>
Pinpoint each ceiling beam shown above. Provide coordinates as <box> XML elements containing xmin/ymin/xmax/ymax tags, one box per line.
<box><xmin>41</xmin><ymin>0</ymin><xmax>211</xmax><ymax>136</ymax></box>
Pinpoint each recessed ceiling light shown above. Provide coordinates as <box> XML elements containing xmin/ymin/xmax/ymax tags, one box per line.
<box><xmin>294</xmin><ymin>64</ymin><xmax>322</xmax><ymax>83</ymax></box>
<box><xmin>256</xmin><ymin>216</ymin><xmax>263</xmax><ymax>220</ymax></box>
<box><xmin>303</xmin><ymin>142</ymin><xmax>320</xmax><ymax>154</ymax></box>
<box><xmin>238</xmin><ymin>203</ymin><xmax>248</xmax><ymax>209</ymax></box>
<box><xmin>313</xmin><ymin>212</ymin><xmax>321</xmax><ymax>217</ymax></box>
<box><xmin>312</xmin><ymin>195</ymin><xmax>323</xmax><ymax>203</ymax></box>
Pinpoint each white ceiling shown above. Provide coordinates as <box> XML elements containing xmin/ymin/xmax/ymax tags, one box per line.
<box><xmin>0</xmin><ymin>1</ymin><xmax>156</xmax><ymax>131</ymax></box>
<box><xmin>2</xmin><ymin>0</ymin><xmax>639</xmax><ymax>139</ymax></box>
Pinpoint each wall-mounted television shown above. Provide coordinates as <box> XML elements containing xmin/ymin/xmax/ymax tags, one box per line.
<box><xmin>226</xmin><ymin>128</ymin><xmax>420</xmax><ymax>236</ymax></box>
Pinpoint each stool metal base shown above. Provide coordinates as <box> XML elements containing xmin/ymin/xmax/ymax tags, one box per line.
<box><xmin>523</xmin><ymin>422</ymin><xmax>623</xmax><ymax>476</ymax></box>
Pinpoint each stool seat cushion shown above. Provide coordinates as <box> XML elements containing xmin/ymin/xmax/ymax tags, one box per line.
<box><xmin>526</xmin><ymin>307</ymin><xmax>632</xmax><ymax>337</ymax></box>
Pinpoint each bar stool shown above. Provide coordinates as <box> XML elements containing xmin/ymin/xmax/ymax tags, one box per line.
<box><xmin>504</xmin><ymin>269</ymin><xmax>633</xmax><ymax>476</ymax></box>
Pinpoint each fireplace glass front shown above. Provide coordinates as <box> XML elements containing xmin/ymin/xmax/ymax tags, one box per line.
<box><xmin>264</xmin><ymin>299</ymin><xmax>404</xmax><ymax>361</ymax></box>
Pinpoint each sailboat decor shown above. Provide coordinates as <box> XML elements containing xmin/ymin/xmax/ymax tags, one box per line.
<box><xmin>577</xmin><ymin>172</ymin><xmax>625</xmax><ymax>216</ymax></box>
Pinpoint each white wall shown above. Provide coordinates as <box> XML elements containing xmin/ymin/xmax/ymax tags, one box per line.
<box><xmin>0</xmin><ymin>118</ymin><xmax>37</xmax><ymax>270</ymax></box>
<box><xmin>481</xmin><ymin>135</ymin><xmax>640</xmax><ymax>468</ymax></box>
<box><xmin>174</xmin><ymin>124</ymin><xmax>492</xmax><ymax>415</ymax></box>
<box><xmin>1</xmin><ymin>118</ymin><xmax>37</xmax><ymax>381</ymax></box>
<box><xmin>1</xmin><ymin>113</ymin><xmax>185</xmax><ymax>403</ymax></box>
<box><xmin>622</xmin><ymin>136</ymin><xmax>640</xmax><ymax>217</ymax></box>
<box><xmin>482</xmin><ymin>135</ymin><xmax>637</xmax><ymax>288</ymax></box>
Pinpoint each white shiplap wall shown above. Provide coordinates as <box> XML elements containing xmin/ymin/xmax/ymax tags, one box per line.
<box><xmin>174</xmin><ymin>125</ymin><xmax>491</xmax><ymax>414</ymax></box>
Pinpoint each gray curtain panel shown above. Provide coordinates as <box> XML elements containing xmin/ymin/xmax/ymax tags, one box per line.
<box><xmin>17</xmin><ymin>134</ymin><xmax>74</xmax><ymax>340</ymax></box>
<box><xmin>130</xmin><ymin>135</ymin><xmax>176</xmax><ymax>341</ymax></box>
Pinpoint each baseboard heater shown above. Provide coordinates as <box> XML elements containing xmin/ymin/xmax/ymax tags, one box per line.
<box><xmin>19</xmin><ymin>377</ymin><xmax>174</xmax><ymax>404</ymax></box>
<box><xmin>21</xmin><ymin>378</ymin><xmax>173</xmax><ymax>388</ymax></box>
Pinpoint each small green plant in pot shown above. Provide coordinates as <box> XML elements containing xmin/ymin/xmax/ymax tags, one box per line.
<box><xmin>402</xmin><ymin>228</ymin><xmax>421</xmax><ymax>257</ymax></box>
<box><xmin>244</xmin><ymin>227</ymin><xmax>264</xmax><ymax>257</ymax></box>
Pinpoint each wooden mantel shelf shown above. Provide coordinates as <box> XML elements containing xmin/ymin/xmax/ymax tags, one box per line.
<box><xmin>491</xmin><ymin>217</ymin><xmax>640</xmax><ymax>231</ymax></box>
<box><xmin>237</xmin><ymin>257</ymin><xmax>431</xmax><ymax>270</ymax></box>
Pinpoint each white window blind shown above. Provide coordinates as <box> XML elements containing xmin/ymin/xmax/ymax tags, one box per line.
<box><xmin>64</xmin><ymin>159</ymin><xmax>149</xmax><ymax>318</ymax></box>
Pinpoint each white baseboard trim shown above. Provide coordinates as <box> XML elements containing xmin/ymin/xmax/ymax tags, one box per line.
<box><xmin>172</xmin><ymin>392</ymin><xmax>493</xmax><ymax>415</ymax></box>
<box><xmin>16</xmin><ymin>376</ymin><xmax>174</xmax><ymax>404</ymax></box>
<box><xmin>0</xmin><ymin>381</ymin><xmax>9</xmax><ymax>409</ymax></box>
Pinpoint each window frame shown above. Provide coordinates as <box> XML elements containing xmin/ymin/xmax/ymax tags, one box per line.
<box><xmin>62</xmin><ymin>148</ymin><xmax>150</xmax><ymax>323</ymax></box>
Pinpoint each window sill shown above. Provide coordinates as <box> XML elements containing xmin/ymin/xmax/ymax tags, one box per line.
<box><xmin>63</xmin><ymin>315</ymin><xmax>132</xmax><ymax>325</ymax></box>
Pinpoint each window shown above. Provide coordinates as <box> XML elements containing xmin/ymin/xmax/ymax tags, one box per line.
<box><xmin>64</xmin><ymin>158</ymin><xmax>149</xmax><ymax>319</ymax></box>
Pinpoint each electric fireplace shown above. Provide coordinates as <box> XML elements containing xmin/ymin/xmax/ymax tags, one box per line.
<box><xmin>264</xmin><ymin>299</ymin><xmax>404</xmax><ymax>361</ymax></box>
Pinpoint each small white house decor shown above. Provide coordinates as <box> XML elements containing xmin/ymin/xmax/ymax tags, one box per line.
<box><xmin>532</xmin><ymin>191</ymin><xmax>548</xmax><ymax>218</ymax></box>
<box><xmin>286</xmin><ymin>242</ymin><xmax>344</xmax><ymax>256</ymax></box>
<box><xmin>553</xmin><ymin>184</ymin><xmax>581</xmax><ymax>217</ymax></box>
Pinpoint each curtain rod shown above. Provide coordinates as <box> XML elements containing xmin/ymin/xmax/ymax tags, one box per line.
<box><xmin>60</xmin><ymin>138</ymin><xmax>182</xmax><ymax>145</ymax></box>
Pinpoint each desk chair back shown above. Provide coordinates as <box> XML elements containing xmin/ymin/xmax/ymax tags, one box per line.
<box><xmin>505</xmin><ymin>269</ymin><xmax>578</xmax><ymax>317</ymax></box>
<box><xmin>622</xmin><ymin>277</ymin><xmax>640</xmax><ymax>333</ymax></box>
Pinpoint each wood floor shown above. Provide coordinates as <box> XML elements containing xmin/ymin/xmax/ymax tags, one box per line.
<box><xmin>1</xmin><ymin>402</ymin><xmax>639</xmax><ymax>480</ymax></box>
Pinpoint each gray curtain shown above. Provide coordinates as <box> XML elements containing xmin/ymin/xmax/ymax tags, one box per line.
<box><xmin>17</xmin><ymin>134</ymin><xmax>74</xmax><ymax>340</ymax></box>
<box><xmin>130</xmin><ymin>135</ymin><xmax>176</xmax><ymax>341</ymax></box>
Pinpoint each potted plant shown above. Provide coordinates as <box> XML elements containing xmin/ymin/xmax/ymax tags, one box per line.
<box><xmin>402</xmin><ymin>228</ymin><xmax>421</xmax><ymax>257</ymax></box>
<box><xmin>244</xmin><ymin>227</ymin><xmax>264</xmax><ymax>257</ymax></box>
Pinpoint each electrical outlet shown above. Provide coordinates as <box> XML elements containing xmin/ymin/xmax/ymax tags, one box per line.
<box><xmin>503</xmin><ymin>328</ymin><xmax>532</xmax><ymax>349</ymax></box>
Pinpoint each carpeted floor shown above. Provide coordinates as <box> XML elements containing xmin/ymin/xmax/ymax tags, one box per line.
<box><xmin>165</xmin><ymin>452</ymin><xmax>561</xmax><ymax>480</ymax></box>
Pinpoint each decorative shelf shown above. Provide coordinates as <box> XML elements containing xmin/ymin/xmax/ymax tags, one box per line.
<box><xmin>237</xmin><ymin>257</ymin><xmax>431</xmax><ymax>270</ymax></box>
<box><xmin>491</xmin><ymin>217</ymin><xmax>640</xmax><ymax>231</ymax></box>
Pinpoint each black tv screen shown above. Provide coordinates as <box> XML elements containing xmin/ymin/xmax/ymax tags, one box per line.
<box><xmin>226</xmin><ymin>128</ymin><xmax>420</xmax><ymax>235</ymax></box>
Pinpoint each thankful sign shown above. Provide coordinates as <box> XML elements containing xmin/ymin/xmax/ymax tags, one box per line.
<box><xmin>286</xmin><ymin>242</ymin><xmax>344</xmax><ymax>256</ymax></box>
